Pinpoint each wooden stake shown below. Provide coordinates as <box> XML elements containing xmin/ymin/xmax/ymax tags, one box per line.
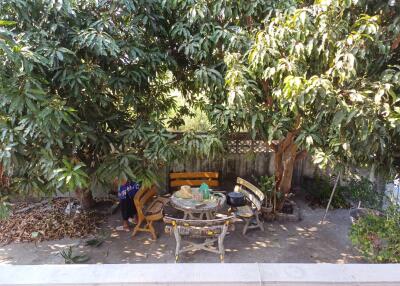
<box><xmin>321</xmin><ymin>173</ymin><xmax>340</xmax><ymax>224</ymax></box>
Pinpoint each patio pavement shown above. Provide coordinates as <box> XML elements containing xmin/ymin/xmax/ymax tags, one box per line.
<box><xmin>0</xmin><ymin>198</ymin><xmax>363</xmax><ymax>264</ymax></box>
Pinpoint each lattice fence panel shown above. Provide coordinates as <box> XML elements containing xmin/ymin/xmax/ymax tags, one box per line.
<box><xmin>228</xmin><ymin>139</ymin><xmax>269</xmax><ymax>154</ymax></box>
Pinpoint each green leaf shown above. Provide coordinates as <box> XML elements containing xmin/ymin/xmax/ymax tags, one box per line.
<box><xmin>0</xmin><ymin>20</ymin><xmax>17</xmax><ymax>27</ymax></box>
<box><xmin>332</xmin><ymin>110</ymin><xmax>346</xmax><ymax>126</ymax></box>
<box><xmin>31</xmin><ymin>231</ymin><xmax>40</xmax><ymax>238</ymax></box>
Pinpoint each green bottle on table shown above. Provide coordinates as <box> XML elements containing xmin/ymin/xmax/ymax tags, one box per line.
<box><xmin>199</xmin><ymin>183</ymin><xmax>210</xmax><ymax>200</ymax></box>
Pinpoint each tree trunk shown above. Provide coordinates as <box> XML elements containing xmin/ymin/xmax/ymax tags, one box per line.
<box><xmin>272</xmin><ymin>132</ymin><xmax>299</xmax><ymax>210</ymax></box>
<box><xmin>391</xmin><ymin>33</ymin><xmax>400</xmax><ymax>50</ymax></box>
<box><xmin>75</xmin><ymin>188</ymin><xmax>96</xmax><ymax>210</ymax></box>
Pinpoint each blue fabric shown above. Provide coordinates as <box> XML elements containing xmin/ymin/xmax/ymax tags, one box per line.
<box><xmin>118</xmin><ymin>181</ymin><xmax>140</xmax><ymax>200</ymax></box>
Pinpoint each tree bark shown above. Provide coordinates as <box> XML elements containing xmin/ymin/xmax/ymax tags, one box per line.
<box><xmin>261</xmin><ymin>80</ymin><xmax>273</xmax><ymax>108</ymax></box>
<box><xmin>272</xmin><ymin>132</ymin><xmax>299</xmax><ymax>210</ymax></box>
<box><xmin>75</xmin><ymin>188</ymin><xmax>96</xmax><ymax>210</ymax></box>
<box><xmin>0</xmin><ymin>164</ymin><xmax>9</xmax><ymax>187</ymax></box>
<box><xmin>391</xmin><ymin>33</ymin><xmax>400</xmax><ymax>50</ymax></box>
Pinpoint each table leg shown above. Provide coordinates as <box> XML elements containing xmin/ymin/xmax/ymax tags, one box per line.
<box><xmin>183</xmin><ymin>211</ymin><xmax>215</xmax><ymax>220</ymax></box>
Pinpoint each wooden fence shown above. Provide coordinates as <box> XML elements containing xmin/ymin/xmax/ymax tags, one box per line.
<box><xmin>168</xmin><ymin>133</ymin><xmax>316</xmax><ymax>188</ymax></box>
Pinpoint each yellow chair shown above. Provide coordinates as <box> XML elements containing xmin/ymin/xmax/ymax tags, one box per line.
<box><xmin>132</xmin><ymin>185</ymin><xmax>169</xmax><ymax>240</ymax></box>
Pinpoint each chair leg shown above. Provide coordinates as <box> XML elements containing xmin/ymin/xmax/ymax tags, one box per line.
<box><xmin>132</xmin><ymin>218</ymin><xmax>143</xmax><ymax>237</ymax></box>
<box><xmin>242</xmin><ymin>218</ymin><xmax>250</xmax><ymax>235</ymax></box>
<box><xmin>148</xmin><ymin>221</ymin><xmax>157</xmax><ymax>240</ymax></box>
<box><xmin>256</xmin><ymin>212</ymin><xmax>264</xmax><ymax>231</ymax></box>
<box><xmin>173</xmin><ymin>227</ymin><xmax>181</xmax><ymax>262</ymax></box>
<box><xmin>218</xmin><ymin>224</ymin><xmax>228</xmax><ymax>262</ymax></box>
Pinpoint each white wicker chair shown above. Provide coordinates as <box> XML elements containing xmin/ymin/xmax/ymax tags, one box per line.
<box><xmin>164</xmin><ymin>216</ymin><xmax>235</xmax><ymax>262</ymax></box>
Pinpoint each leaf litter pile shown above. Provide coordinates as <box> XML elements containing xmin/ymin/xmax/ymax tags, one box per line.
<box><xmin>0</xmin><ymin>198</ymin><xmax>104</xmax><ymax>244</ymax></box>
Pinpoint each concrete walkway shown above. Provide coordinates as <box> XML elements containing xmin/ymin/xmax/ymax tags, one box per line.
<box><xmin>1</xmin><ymin>263</ymin><xmax>400</xmax><ymax>285</ymax></box>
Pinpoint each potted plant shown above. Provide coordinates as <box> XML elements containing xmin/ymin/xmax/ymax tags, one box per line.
<box><xmin>256</xmin><ymin>175</ymin><xmax>275</xmax><ymax>214</ymax></box>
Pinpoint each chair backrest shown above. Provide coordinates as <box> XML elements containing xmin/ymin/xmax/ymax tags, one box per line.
<box><xmin>234</xmin><ymin>177</ymin><xmax>264</xmax><ymax>211</ymax></box>
<box><xmin>164</xmin><ymin>216</ymin><xmax>234</xmax><ymax>237</ymax></box>
<box><xmin>134</xmin><ymin>185</ymin><xmax>157</xmax><ymax>217</ymax></box>
<box><xmin>169</xmin><ymin>172</ymin><xmax>219</xmax><ymax>189</ymax></box>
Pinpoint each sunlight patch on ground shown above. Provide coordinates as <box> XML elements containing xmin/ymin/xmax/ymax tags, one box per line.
<box><xmin>143</xmin><ymin>240</ymin><xmax>151</xmax><ymax>245</ymax></box>
<box><xmin>134</xmin><ymin>252</ymin><xmax>147</xmax><ymax>257</ymax></box>
<box><xmin>110</xmin><ymin>232</ymin><xmax>120</xmax><ymax>238</ymax></box>
<box><xmin>0</xmin><ymin>257</ymin><xmax>11</xmax><ymax>264</ymax></box>
<box><xmin>279</xmin><ymin>225</ymin><xmax>289</xmax><ymax>231</ymax></box>
<box><xmin>49</xmin><ymin>243</ymin><xmax>76</xmax><ymax>250</ymax></box>
<box><xmin>0</xmin><ymin>248</ymin><xmax>12</xmax><ymax>264</ymax></box>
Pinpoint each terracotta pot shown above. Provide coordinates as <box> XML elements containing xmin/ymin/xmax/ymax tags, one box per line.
<box><xmin>262</xmin><ymin>205</ymin><xmax>273</xmax><ymax>214</ymax></box>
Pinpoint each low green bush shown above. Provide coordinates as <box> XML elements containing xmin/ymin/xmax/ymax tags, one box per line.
<box><xmin>350</xmin><ymin>206</ymin><xmax>400</xmax><ymax>263</ymax></box>
<box><xmin>303</xmin><ymin>176</ymin><xmax>350</xmax><ymax>209</ymax></box>
<box><xmin>303</xmin><ymin>176</ymin><xmax>383</xmax><ymax>210</ymax></box>
<box><xmin>339</xmin><ymin>177</ymin><xmax>383</xmax><ymax>210</ymax></box>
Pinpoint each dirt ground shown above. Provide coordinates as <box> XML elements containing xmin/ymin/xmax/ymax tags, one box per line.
<box><xmin>0</xmin><ymin>198</ymin><xmax>363</xmax><ymax>264</ymax></box>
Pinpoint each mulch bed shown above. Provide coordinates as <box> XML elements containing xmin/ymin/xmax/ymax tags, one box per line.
<box><xmin>0</xmin><ymin>198</ymin><xmax>104</xmax><ymax>244</ymax></box>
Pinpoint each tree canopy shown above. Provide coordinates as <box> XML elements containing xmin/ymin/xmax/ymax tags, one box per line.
<box><xmin>0</xmin><ymin>0</ymin><xmax>399</xmax><ymax>204</ymax></box>
<box><xmin>0</xmin><ymin>0</ymin><xmax>218</xmax><ymax>196</ymax></box>
<box><xmin>220</xmin><ymin>0</ymin><xmax>400</xmax><ymax>198</ymax></box>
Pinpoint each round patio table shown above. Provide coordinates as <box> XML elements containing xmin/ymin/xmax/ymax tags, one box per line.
<box><xmin>170</xmin><ymin>191</ymin><xmax>226</xmax><ymax>220</ymax></box>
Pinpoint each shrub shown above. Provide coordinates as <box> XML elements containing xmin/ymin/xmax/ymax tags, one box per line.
<box><xmin>0</xmin><ymin>201</ymin><xmax>10</xmax><ymax>220</ymax></box>
<box><xmin>303</xmin><ymin>176</ymin><xmax>350</xmax><ymax>209</ymax></box>
<box><xmin>304</xmin><ymin>176</ymin><xmax>384</xmax><ymax>210</ymax></box>
<box><xmin>339</xmin><ymin>177</ymin><xmax>383</xmax><ymax>210</ymax></box>
<box><xmin>350</xmin><ymin>206</ymin><xmax>400</xmax><ymax>263</ymax></box>
<box><xmin>253</xmin><ymin>175</ymin><xmax>275</xmax><ymax>206</ymax></box>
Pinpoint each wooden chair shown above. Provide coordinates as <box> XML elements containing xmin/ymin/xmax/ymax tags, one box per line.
<box><xmin>164</xmin><ymin>216</ymin><xmax>235</xmax><ymax>262</ymax></box>
<box><xmin>169</xmin><ymin>172</ymin><xmax>220</xmax><ymax>191</ymax></box>
<box><xmin>132</xmin><ymin>185</ymin><xmax>169</xmax><ymax>240</ymax></box>
<box><xmin>233</xmin><ymin>177</ymin><xmax>265</xmax><ymax>235</ymax></box>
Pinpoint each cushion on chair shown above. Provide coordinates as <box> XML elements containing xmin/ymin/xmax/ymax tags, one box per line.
<box><xmin>234</xmin><ymin>205</ymin><xmax>254</xmax><ymax>218</ymax></box>
<box><xmin>156</xmin><ymin>196</ymin><xmax>170</xmax><ymax>204</ymax></box>
<box><xmin>145</xmin><ymin>200</ymin><xmax>164</xmax><ymax>216</ymax></box>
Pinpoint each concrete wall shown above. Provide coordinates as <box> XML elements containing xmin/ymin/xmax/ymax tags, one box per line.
<box><xmin>0</xmin><ymin>263</ymin><xmax>399</xmax><ymax>286</ymax></box>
